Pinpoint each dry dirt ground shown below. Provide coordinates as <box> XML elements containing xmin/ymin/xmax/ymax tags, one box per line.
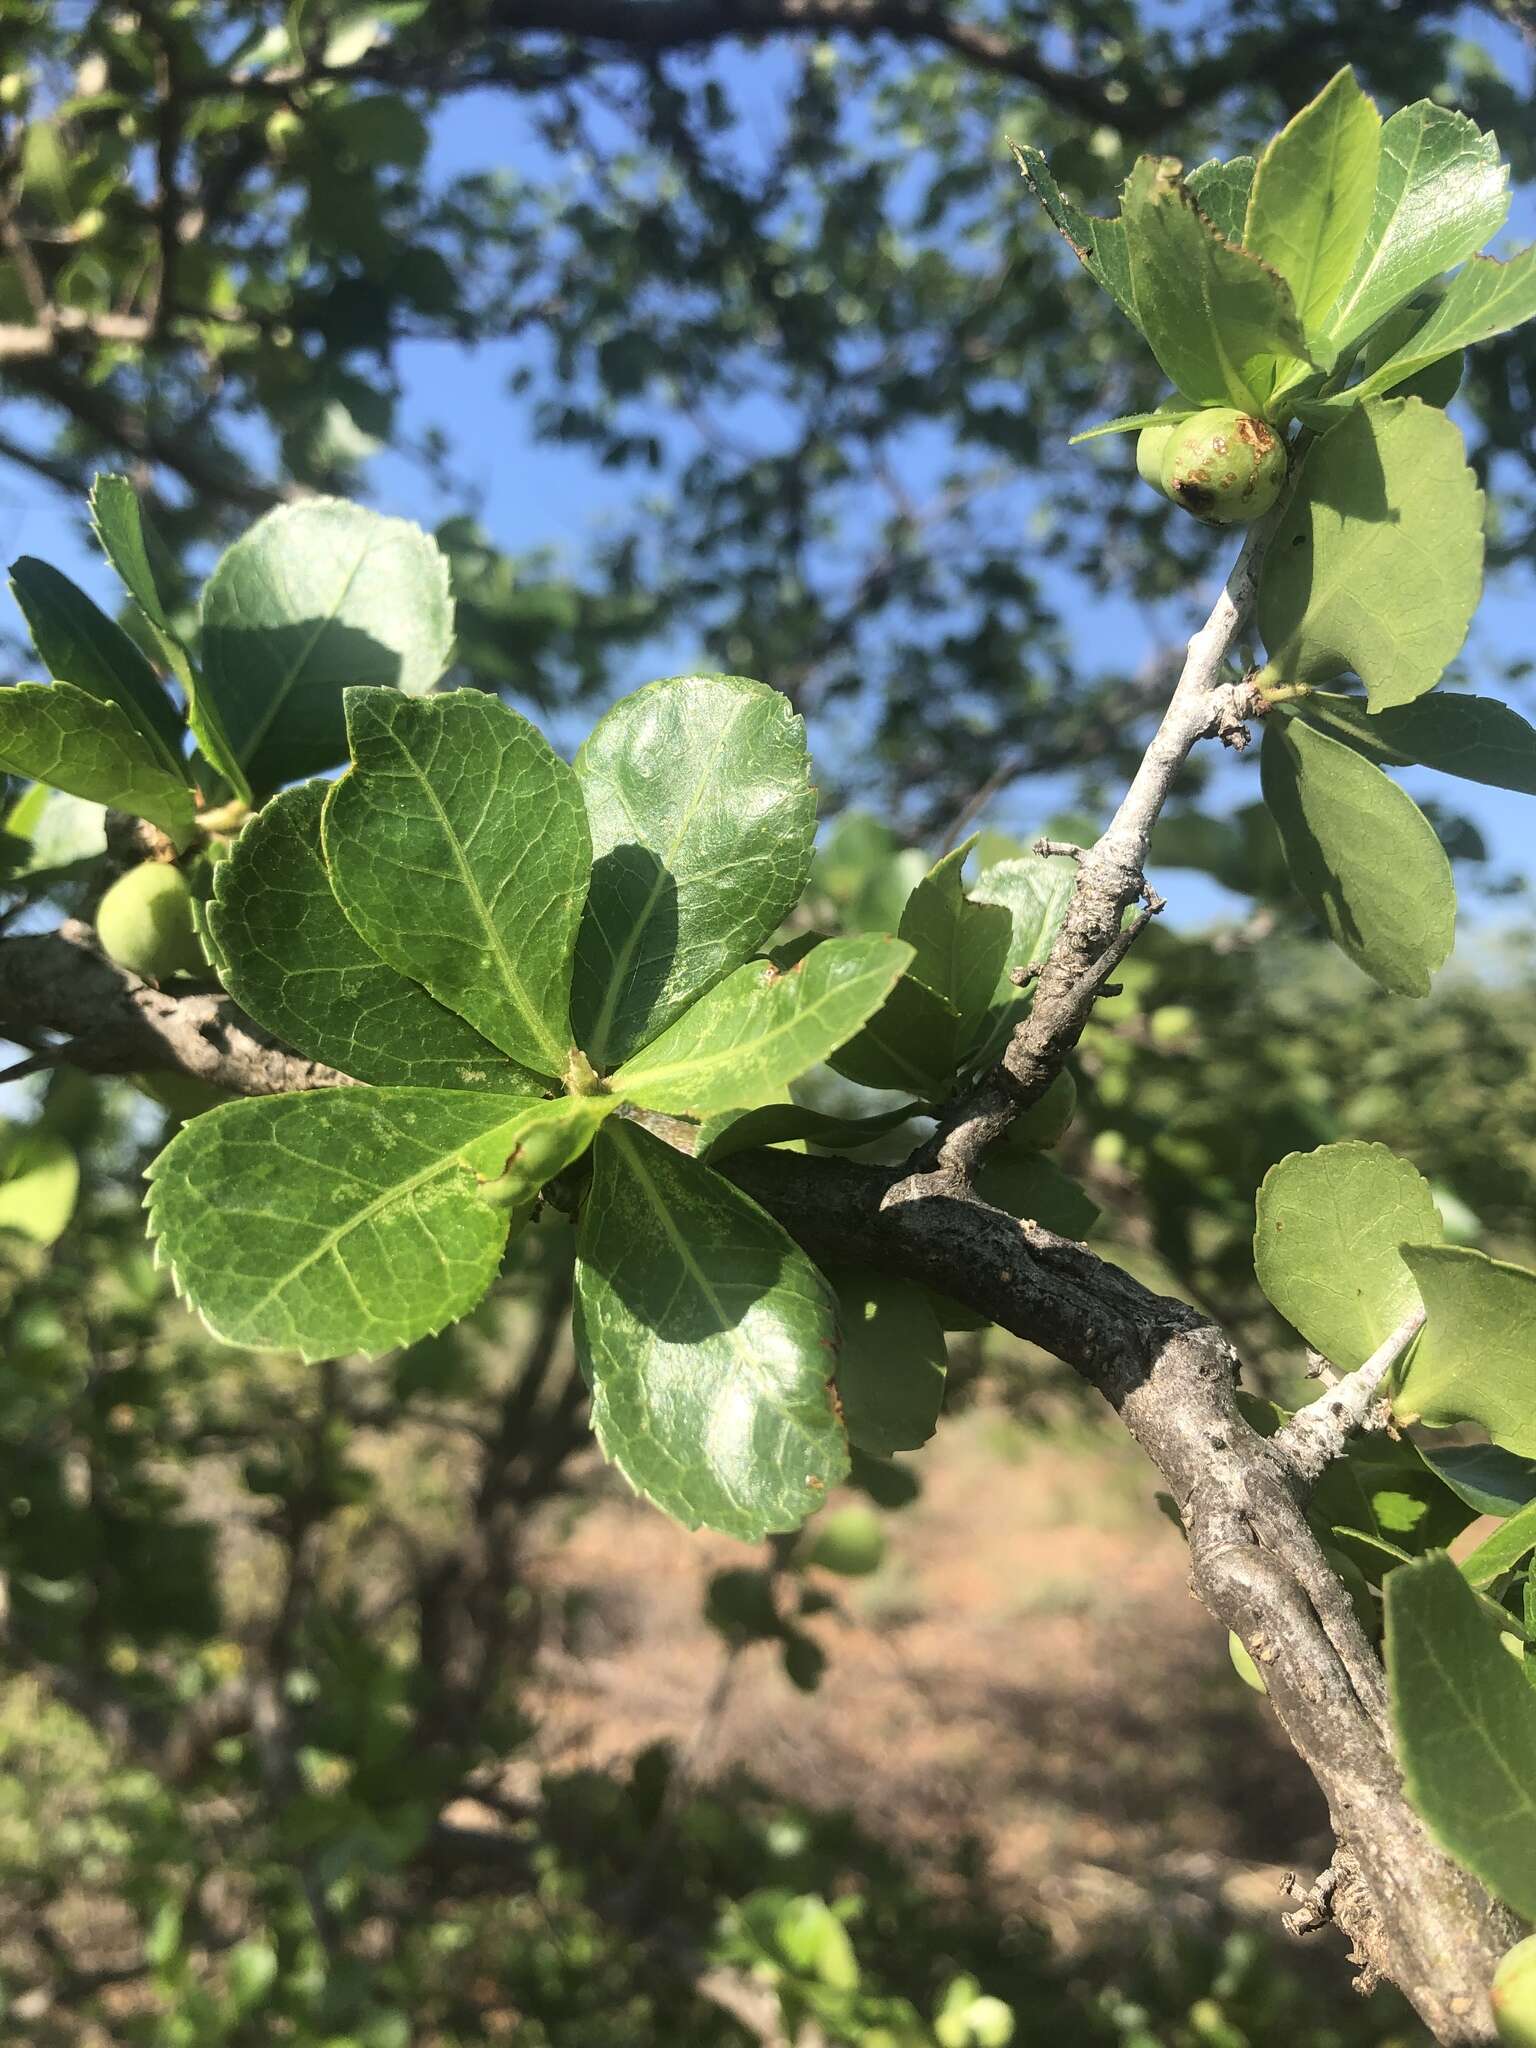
<box><xmin>514</xmin><ymin>1394</ymin><xmax>1334</xmax><ymax>1965</ymax></box>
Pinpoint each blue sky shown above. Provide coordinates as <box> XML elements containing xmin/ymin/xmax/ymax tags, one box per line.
<box><xmin>3</xmin><ymin>13</ymin><xmax>1534</xmax><ymax>940</ymax></box>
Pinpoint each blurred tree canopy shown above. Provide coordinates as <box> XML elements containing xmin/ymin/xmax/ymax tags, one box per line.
<box><xmin>2</xmin><ymin>0</ymin><xmax>1532</xmax><ymax>827</ymax></box>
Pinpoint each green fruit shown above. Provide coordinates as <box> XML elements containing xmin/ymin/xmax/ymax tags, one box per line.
<box><xmin>1005</xmin><ymin>1069</ymin><xmax>1077</xmax><ymax>1151</ymax></box>
<box><xmin>807</xmin><ymin>1505</ymin><xmax>885</xmax><ymax>1577</ymax></box>
<box><xmin>1494</xmin><ymin>1935</ymin><xmax>1536</xmax><ymax>2047</ymax></box>
<box><xmin>96</xmin><ymin>863</ymin><xmax>204</xmax><ymax>981</ymax></box>
<box><xmin>1160</xmin><ymin>409</ymin><xmax>1287</xmax><ymax>525</ymax></box>
<box><xmin>1135</xmin><ymin>419</ymin><xmax>1179</xmax><ymax>496</ymax></box>
<box><xmin>131</xmin><ymin>1072</ymin><xmax>231</xmax><ymax>1123</ymax></box>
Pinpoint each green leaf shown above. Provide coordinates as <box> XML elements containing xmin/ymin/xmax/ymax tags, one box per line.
<box><xmin>824</xmin><ymin>969</ymin><xmax>963</xmax><ymax>1098</ymax></box>
<box><xmin>0</xmin><ymin>682</ymin><xmax>195</xmax><ymax>846</ymax></box>
<box><xmin>90</xmin><ymin>474</ymin><xmax>252</xmax><ymax>806</ymax></box>
<box><xmin>1185</xmin><ymin>156</ymin><xmax>1256</xmax><ymax>245</ymax></box>
<box><xmin>897</xmin><ymin>840</ymin><xmax>1013</xmax><ymax>1044</ymax></box>
<box><xmin>975</xmin><ymin>1151</ymin><xmax>1100</xmax><ymax>1239</ymax></box>
<box><xmin>9</xmin><ymin>557</ymin><xmax>185</xmax><ymax>774</ymax></box>
<box><xmin>1259</xmin><ymin>718</ymin><xmax>1455</xmax><ymax>996</ymax></box>
<box><xmin>1422</xmin><ymin>1445</ymin><xmax>1536</xmax><ymax>1520</ymax></box>
<box><xmin>1253</xmin><ymin>1141</ymin><xmax>1442</xmax><ymax>1369</ymax></box>
<box><xmin>964</xmin><ymin>850</ymin><xmax>1079</xmax><ymax>1065</ymax></box>
<box><xmin>571</xmin><ymin>675</ymin><xmax>815</xmax><ymax>1069</ymax></box>
<box><xmin>0</xmin><ymin>1126</ymin><xmax>79</xmax><ymax>1246</ymax></box>
<box><xmin>1284</xmin><ymin>692</ymin><xmax>1536</xmax><ymax>796</ymax></box>
<box><xmin>1011</xmin><ymin>144</ymin><xmax>1139</xmax><ymax>333</ymax></box>
<box><xmin>612</xmin><ymin>935</ymin><xmax>913</xmax><ymax>1117</ymax></box>
<box><xmin>832</xmin><ymin>1268</ymin><xmax>946</xmax><ymax>1456</ymax></box>
<box><xmin>1397</xmin><ymin>1245</ymin><xmax>1536</xmax><ymax>1456</ymax></box>
<box><xmin>147</xmin><ymin>1089</ymin><xmax>605</xmax><ymax>1362</ymax></box>
<box><xmin>1243</xmin><ymin>69</ymin><xmax>1381</xmax><ymax>339</ymax></box>
<box><xmin>1324</xmin><ymin>101</ymin><xmax>1510</xmax><ymax>358</ymax></box>
<box><xmin>1309</xmin><ymin>1433</ymin><xmax>1472</xmax><ymax>1587</ymax></box>
<box><xmin>1386</xmin><ymin>1551</ymin><xmax>1536</xmax><ymax>1918</ymax></box>
<box><xmin>574</xmin><ymin>1121</ymin><xmax>848</xmax><ymax>1538</ymax></box>
<box><xmin>695</xmin><ymin>1101</ymin><xmax>922</xmax><ymax>1165</ymax></box>
<box><xmin>1460</xmin><ymin>1502</ymin><xmax>1536</xmax><ymax>1593</ymax></box>
<box><xmin>207</xmin><ymin>782</ymin><xmax>543</xmax><ymax>1091</ymax></box>
<box><xmin>1338</xmin><ymin>245</ymin><xmax>1536</xmax><ymax>404</ymax></box>
<box><xmin>200</xmin><ymin>499</ymin><xmax>454</xmax><ymax>796</ymax></box>
<box><xmin>1258</xmin><ymin>400</ymin><xmax>1484</xmax><ymax>711</ymax></box>
<box><xmin>1121</xmin><ymin>155</ymin><xmax>1312</xmax><ymax>413</ymax></box>
<box><xmin>324</xmin><ymin>690</ymin><xmax>590</xmax><ymax>1079</ymax></box>
<box><xmin>1068</xmin><ymin>408</ymin><xmax>1195</xmax><ymax>445</ymax></box>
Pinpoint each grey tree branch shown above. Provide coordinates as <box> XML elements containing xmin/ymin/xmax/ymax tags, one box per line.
<box><xmin>1276</xmin><ymin>1307</ymin><xmax>1428</xmax><ymax>1488</ymax></box>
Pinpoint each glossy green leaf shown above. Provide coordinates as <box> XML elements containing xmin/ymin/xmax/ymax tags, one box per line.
<box><xmin>147</xmin><ymin>1088</ymin><xmax>604</xmax><ymax>1362</ymax></box>
<box><xmin>1121</xmin><ymin>155</ymin><xmax>1312</xmax><ymax>412</ymax></box>
<box><xmin>1284</xmin><ymin>692</ymin><xmax>1536</xmax><ymax>796</ymax></box>
<box><xmin>1339</xmin><ymin>245</ymin><xmax>1536</xmax><ymax>403</ymax></box>
<box><xmin>1325</xmin><ymin>101</ymin><xmax>1509</xmax><ymax>357</ymax></box>
<box><xmin>1309</xmin><ymin>1433</ymin><xmax>1471</xmax><ymax>1587</ymax></box>
<box><xmin>695</xmin><ymin>1101</ymin><xmax>922</xmax><ymax>1166</ymax></box>
<box><xmin>0</xmin><ymin>682</ymin><xmax>195</xmax><ymax>845</ymax></box>
<box><xmin>976</xmin><ymin>1151</ymin><xmax>1100</xmax><ymax>1239</ymax></box>
<box><xmin>200</xmin><ymin>499</ymin><xmax>454</xmax><ymax>795</ymax></box>
<box><xmin>1386</xmin><ymin>1551</ymin><xmax>1536</xmax><ymax>1918</ymax></box>
<box><xmin>571</xmin><ymin>674</ymin><xmax>815</xmax><ymax>1068</ymax></box>
<box><xmin>612</xmin><ymin>935</ymin><xmax>913</xmax><ymax>1117</ymax></box>
<box><xmin>89</xmin><ymin>474</ymin><xmax>252</xmax><ymax>806</ymax></box>
<box><xmin>207</xmin><ymin>782</ymin><xmax>543</xmax><ymax>1091</ymax></box>
<box><xmin>1243</xmin><ymin>69</ymin><xmax>1381</xmax><ymax>338</ymax></box>
<box><xmin>574</xmin><ymin>1121</ymin><xmax>848</xmax><ymax>1538</ymax></box>
<box><xmin>1460</xmin><ymin>1501</ymin><xmax>1536</xmax><ymax>1593</ymax></box>
<box><xmin>965</xmin><ymin>849</ymin><xmax>1079</xmax><ymax>1064</ymax></box>
<box><xmin>1253</xmin><ymin>1141</ymin><xmax>1442</xmax><ymax>1368</ymax></box>
<box><xmin>898</xmin><ymin>840</ymin><xmax>1012</xmax><ymax>1042</ymax></box>
<box><xmin>1259</xmin><ymin>400</ymin><xmax>1483</xmax><ymax>711</ymax></box>
<box><xmin>9</xmin><ymin>556</ymin><xmax>185</xmax><ymax>773</ymax></box>
<box><xmin>1397</xmin><ymin>1245</ymin><xmax>1536</xmax><ymax>1455</ymax></box>
<box><xmin>324</xmin><ymin>690</ymin><xmax>590</xmax><ymax>1079</ymax></box>
<box><xmin>831</xmin><ymin>1268</ymin><xmax>946</xmax><ymax>1459</ymax></box>
<box><xmin>1011</xmin><ymin>144</ymin><xmax>1139</xmax><ymax>332</ymax></box>
<box><xmin>1422</xmin><ymin>1445</ymin><xmax>1536</xmax><ymax>1520</ymax></box>
<box><xmin>1185</xmin><ymin>156</ymin><xmax>1256</xmax><ymax>246</ymax></box>
<box><xmin>1260</xmin><ymin>718</ymin><xmax>1455</xmax><ymax>996</ymax></box>
<box><xmin>0</xmin><ymin>1126</ymin><xmax>79</xmax><ymax>1246</ymax></box>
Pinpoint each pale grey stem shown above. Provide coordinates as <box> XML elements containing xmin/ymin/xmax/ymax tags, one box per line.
<box><xmin>1275</xmin><ymin>1307</ymin><xmax>1427</xmax><ymax>1488</ymax></box>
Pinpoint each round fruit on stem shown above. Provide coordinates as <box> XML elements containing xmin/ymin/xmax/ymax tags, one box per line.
<box><xmin>1160</xmin><ymin>409</ymin><xmax>1286</xmax><ymax>525</ymax></box>
<box><xmin>95</xmin><ymin>862</ymin><xmax>205</xmax><ymax>982</ymax></box>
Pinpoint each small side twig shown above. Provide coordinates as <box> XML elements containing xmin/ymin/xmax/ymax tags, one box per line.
<box><xmin>1274</xmin><ymin>1307</ymin><xmax>1426</xmax><ymax>1488</ymax></box>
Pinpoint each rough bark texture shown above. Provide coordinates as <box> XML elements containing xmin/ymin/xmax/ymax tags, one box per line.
<box><xmin>0</xmin><ymin>542</ymin><xmax>1520</xmax><ymax>2040</ymax></box>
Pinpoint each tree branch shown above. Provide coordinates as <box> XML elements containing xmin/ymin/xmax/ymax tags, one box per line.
<box><xmin>1274</xmin><ymin>1307</ymin><xmax>1427</xmax><ymax>1487</ymax></box>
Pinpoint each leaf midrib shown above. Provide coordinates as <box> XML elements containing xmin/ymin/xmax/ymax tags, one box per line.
<box><xmin>390</xmin><ymin>720</ymin><xmax>568</xmax><ymax>1072</ymax></box>
<box><xmin>614</xmin><ymin>947</ymin><xmax>899</xmax><ymax>1099</ymax></box>
<box><xmin>228</xmin><ymin>1108</ymin><xmax>528</xmax><ymax>1323</ymax></box>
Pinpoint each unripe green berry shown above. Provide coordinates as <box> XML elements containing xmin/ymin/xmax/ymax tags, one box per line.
<box><xmin>1160</xmin><ymin>409</ymin><xmax>1287</xmax><ymax>525</ymax></box>
<box><xmin>806</xmin><ymin>1504</ymin><xmax>885</xmax><ymax>1577</ymax></box>
<box><xmin>1494</xmin><ymin>1935</ymin><xmax>1536</xmax><ymax>2048</ymax></box>
<box><xmin>1135</xmin><ymin>420</ymin><xmax>1179</xmax><ymax>496</ymax></box>
<box><xmin>96</xmin><ymin>862</ymin><xmax>204</xmax><ymax>981</ymax></box>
